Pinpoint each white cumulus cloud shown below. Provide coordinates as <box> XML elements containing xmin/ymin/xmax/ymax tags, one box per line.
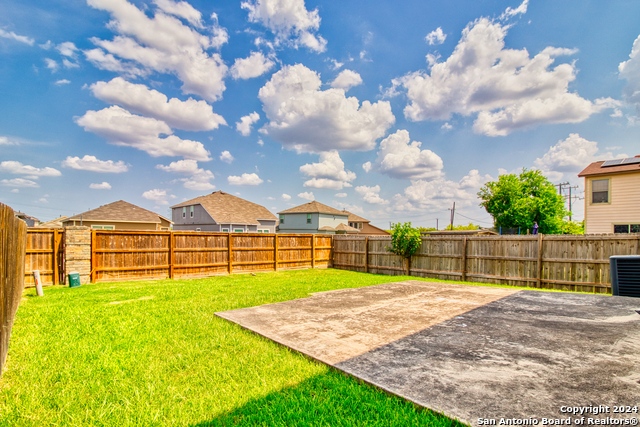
<box><xmin>241</xmin><ymin>0</ymin><xmax>327</xmax><ymax>52</ymax></box>
<box><xmin>373</xmin><ymin>129</ymin><xmax>444</xmax><ymax>180</ymax></box>
<box><xmin>62</xmin><ymin>155</ymin><xmax>129</xmax><ymax>173</ymax></box>
<box><xmin>330</xmin><ymin>69</ymin><xmax>363</xmax><ymax>90</ymax></box>
<box><xmin>1</xmin><ymin>178</ymin><xmax>39</xmax><ymax>188</ymax></box>
<box><xmin>300</xmin><ymin>151</ymin><xmax>356</xmax><ymax>190</ymax></box>
<box><xmin>86</xmin><ymin>0</ymin><xmax>228</xmax><ymax>101</ymax></box>
<box><xmin>90</xmin><ymin>182</ymin><xmax>112</xmax><ymax>190</ymax></box>
<box><xmin>228</xmin><ymin>172</ymin><xmax>264</xmax><ymax>186</ymax></box>
<box><xmin>425</xmin><ymin>27</ymin><xmax>446</xmax><ymax>45</ymax></box>
<box><xmin>219</xmin><ymin>150</ymin><xmax>234</xmax><ymax>163</ymax></box>
<box><xmin>619</xmin><ymin>34</ymin><xmax>640</xmax><ymax>115</ymax></box>
<box><xmin>0</xmin><ymin>161</ymin><xmax>61</xmax><ymax>178</ymax></box>
<box><xmin>297</xmin><ymin>191</ymin><xmax>314</xmax><ymax>201</ymax></box>
<box><xmin>231</xmin><ymin>51</ymin><xmax>275</xmax><ymax>79</ymax></box>
<box><xmin>76</xmin><ymin>106</ymin><xmax>211</xmax><ymax>160</ymax></box>
<box><xmin>355</xmin><ymin>185</ymin><xmax>387</xmax><ymax>205</ymax></box>
<box><xmin>400</xmin><ymin>16</ymin><xmax>614</xmax><ymax>136</ymax></box>
<box><xmin>0</xmin><ymin>29</ymin><xmax>34</xmax><ymax>45</ymax></box>
<box><xmin>156</xmin><ymin>159</ymin><xmax>215</xmax><ymax>190</ymax></box>
<box><xmin>142</xmin><ymin>188</ymin><xmax>173</xmax><ymax>205</ymax></box>
<box><xmin>236</xmin><ymin>112</ymin><xmax>260</xmax><ymax>136</ymax></box>
<box><xmin>259</xmin><ymin>64</ymin><xmax>394</xmax><ymax>153</ymax></box>
<box><xmin>90</xmin><ymin>77</ymin><xmax>226</xmax><ymax>131</ymax></box>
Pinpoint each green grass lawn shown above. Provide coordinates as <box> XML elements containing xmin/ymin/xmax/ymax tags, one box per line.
<box><xmin>0</xmin><ymin>269</ymin><xmax>468</xmax><ymax>427</ymax></box>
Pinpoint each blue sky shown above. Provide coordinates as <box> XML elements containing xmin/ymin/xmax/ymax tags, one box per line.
<box><xmin>1</xmin><ymin>0</ymin><xmax>639</xmax><ymax>228</ymax></box>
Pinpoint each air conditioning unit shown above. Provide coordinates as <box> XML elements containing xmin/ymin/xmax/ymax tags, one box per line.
<box><xmin>610</xmin><ymin>255</ymin><xmax>640</xmax><ymax>297</ymax></box>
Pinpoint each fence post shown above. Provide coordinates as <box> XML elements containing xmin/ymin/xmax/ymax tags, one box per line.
<box><xmin>536</xmin><ymin>233</ymin><xmax>544</xmax><ymax>288</ymax></box>
<box><xmin>461</xmin><ymin>237</ymin><xmax>468</xmax><ymax>282</ymax></box>
<box><xmin>169</xmin><ymin>232</ymin><xmax>175</xmax><ymax>279</ymax></box>
<box><xmin>53</xmin><ymin>229</ymin><xmax>62</xmax><ymax>286</ymax></box>
<box><xmin>311</xmin><ymin>234</ymin><xmax>316</xmax><ymax>269</ymax></box>
<box><xmin>273</xmin><ymin>234</ymin><xmax>278</xmax><ymax>271</ymax></box>
<box><xmin>364</xmin><ymin>237</ymin><xmax>369</xmax><ymax>273</ymax></box>
<box><xmin>227</xmin><ymin>233</ymin><xmax>233</xmax><ymax>274</ymax></box>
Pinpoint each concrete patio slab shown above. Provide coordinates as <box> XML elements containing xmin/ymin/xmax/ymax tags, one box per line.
<box><xmin>216</xmin><ymin>281</ymin><xmax>640</xmax><ymax>426</ymax></box>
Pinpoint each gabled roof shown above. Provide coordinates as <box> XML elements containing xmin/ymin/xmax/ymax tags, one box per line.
<box><xmin>278</xmin><ymin>200</ymin><xmax>346</xmax><ymax>216</ymax></box>
<box><xmin>342</xmin><ymin>210</ymin><xmax>370</xmax><ymax>223</ymax></box>
<box><xmin>65</xmin><ymin>200</ymin><xmax>171</xmax><ymax>224</ymax></box>
<box><xmin>578</xmin><ymin>155</ymin><xmax>640</xmax><ymax>177</ymax></box>
<box><xmin>171</xmin><ymin>191</ymin><xmax>276</xmax><ymax>225</ymax></box>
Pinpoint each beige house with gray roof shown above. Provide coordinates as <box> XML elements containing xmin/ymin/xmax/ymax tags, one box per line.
<box><xmin>278</xmin><ymin>201</ymin><xmax>360</xmax><ymax>234</ymax></box>
<box><xmin>63</xmin><ymin>200</ymin><xmax>171</xmax><ymax>230</ymax></box>
<box><xmin>171</xmin><ymin>191</ymin><xmax>277</xmax><ymax>233</ymax></box>
<box><xmin>578</xmin><ymin>155</ymin><xmax>640</xmax><ymax>234</ymax></box>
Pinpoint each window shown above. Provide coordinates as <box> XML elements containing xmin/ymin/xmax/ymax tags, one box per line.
<box><xmin>195</xmin><ymin>228</ymin><xmax>201</xmax><ymax>232</ymax></box>
<box><xmin>190</xmin><ymin>205</ymin><xmax>194</xmax><ymax>218</ymax></box>
<box><xmin>258</xmin><ymin>229</ymin><xmax>269</xmax><ymax>233</ymax></box>
<box><xmin>306</xmin><ymin>213</ymin><xmax>312</xmax><ymax>224</ymax></box>
<box><xmin>182</xmin><ymin>207</ymin><xmax>186</xmax><ymax>218</ymax></box>
<box><xmin>222</xmin><ymin>228</ymin><xmax>229</xmax><ymax>232</ymax></box>
<box><xmin>234</xmin><ymin>228</ymin><xmax>244</xmax><ymax>233</ymax></box>
<box><xmin>279</xmin><ymin>214</ymin><xmax>284</xmax><ymax>224</ymax></box>
<box><xmin>91</xmin><ymin>225</ymin><xmax>115</xmax><ymax>230</ymax></box>
<box><xmin>614</xmin><ymin>224</ymin><xmax>640</xmax><ymax>234</ymax></box>
<box><xmin>591</xmin><ymin>179</ymin><xmax>609</xmax><ymax>204</ymax></box>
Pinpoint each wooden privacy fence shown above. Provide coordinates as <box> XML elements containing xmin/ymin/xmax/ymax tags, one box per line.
<box><xmin>91</xmin><ymin>230</ymin><xmax>333</xmax><ymax>282</ymax></box>
<box><xmin>24</xmin><ymin>229</ymin><xmax>64</xmax><ymax>287</ymax></box>
<box><xmin>1</xmin><ymin>203</ymin><xmax>27</xmax><ymax>375</ymax></box>
<box><xmin>333</xmin><ymin>234</ymin><xmax>640</xmax><ymax>293</ymax></box>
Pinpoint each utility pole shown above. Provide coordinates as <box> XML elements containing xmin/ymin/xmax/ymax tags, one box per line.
<box><xmin>449</xmin><ymin>202</ymin><xmax>456</xmax><ymax>230</ymax></box>
<box><xmin>556</xmin><ymin>182</ymin><xmax>579</xmax><ymax>221</ymax></box>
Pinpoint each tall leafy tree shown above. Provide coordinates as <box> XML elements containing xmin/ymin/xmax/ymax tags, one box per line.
<box><xmin>477</xmin><ymin>169</ymin><xmax>568</xmax><ymax>234</ymax></box>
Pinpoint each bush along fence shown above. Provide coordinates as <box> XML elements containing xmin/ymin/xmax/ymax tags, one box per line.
<box><xmin>333</xmin><ymin>234</ymin><xmax>640</xmax><ymax>293</ymax></box>
<box><xmin>1</xmin><ymin>203</ymin><xmax>27</xmax><ymax>375</ymax></box>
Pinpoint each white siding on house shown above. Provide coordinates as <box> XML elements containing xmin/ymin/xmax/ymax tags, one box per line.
<box><xmin>318</xmin><ymin>213</ymin><xmax>348</xmax><ymax>229</ymax></box>
<box><xmin>584</xmin><ymin>172</ymin><xmax>640</xmax><ymax>234</ymax></box>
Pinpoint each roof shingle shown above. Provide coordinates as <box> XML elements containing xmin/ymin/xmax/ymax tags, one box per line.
<box><xmin>172</xmin><ymin>191</ymin><xmax>276</xmax><ymax>225</ymax></box>
<box><xmin>278</xmin><ymin>201</ymin><xmax>346</xmax><ymax>215</ymax></box>
<box><xmin>66</xmin><ymin>200</ymin><xmax>170</xmax><ymax>223</ymax></box>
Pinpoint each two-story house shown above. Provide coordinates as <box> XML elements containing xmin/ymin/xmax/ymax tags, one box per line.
<box><xmin>171</xmin><ymin>191</ymin><xmax>277</xmax><ymax>232</ymax></box>
<box><xmin>578</xmin><ymin>155</ymin><xmax>640</xmax><ymax>234</ymax></box>
<box><xmin>277</xmin><ymin>201</ymin><xmax>359</xmax><ymax>234</ymax></box>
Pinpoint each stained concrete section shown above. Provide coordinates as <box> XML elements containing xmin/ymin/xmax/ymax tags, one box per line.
<box><xmin>216</xmin><ymin>282</ymin><xmax>640</xmax><ymax>426</ymax></box>
<box><xmin>216</xmin><ymin>281</ymin><xmax>517</xmax><ymax>364</ymax></box>
<box><xmin>336</xmin><ymin>290</ymin><xmax>640</xmax><ymax>425</ymax></box>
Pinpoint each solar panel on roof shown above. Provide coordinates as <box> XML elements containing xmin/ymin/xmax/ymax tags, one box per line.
<box><xmin>601</xmin><ymin>159</ymin><xmax>625</xmax><ymax>167</ymax></box>
<box><xmin>619</xmin><ymin>157</ymin><xmax>640</xmax><ymax>166</ymax></box>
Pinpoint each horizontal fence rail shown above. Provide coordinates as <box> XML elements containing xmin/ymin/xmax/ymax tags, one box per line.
<box><xmin>333</xmin><ymin>234</ymin><xmax>640</xmax><ymax>293</ymax></box>
<box><xmin>91</xmin><ymin>231</ymin><xmax>332</xmax><ymax>283</ymax></box>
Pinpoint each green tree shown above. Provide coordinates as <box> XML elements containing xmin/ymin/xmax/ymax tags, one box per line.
<box><xmin>477</xmin><ymin>169</ymin><xmax>568</xmax><ymax>234</ymax></box>
<box><xmin>388</xmin><ymin>222</ymin><xmax>421</xmax><ymax>274</ymax></box>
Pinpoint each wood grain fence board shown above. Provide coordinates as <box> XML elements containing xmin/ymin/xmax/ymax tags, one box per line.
<box><xmin>332</xmin><ymin>234</ymin><xmax>640</xmax><ymax>293</ymax></box>
<box><xmin>1</xmin><ymin>203</ymin><xmax>27</xmax><ymax>376</ymax></box>
<box><xmin>87</xmin><ymin>231</ymin><xmax>329</xmax><ymax>282</ymax></box>
<box><xmin>23</xmin><ymin>229</ymin><xmax>63</xmax><ymax>287</ymax></box>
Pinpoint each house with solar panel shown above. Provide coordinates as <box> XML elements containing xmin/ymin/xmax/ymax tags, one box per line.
<box><xmin>578</xmin><ymin>155</ymin><xmax>640</xmax><ymax>234</ymax></box>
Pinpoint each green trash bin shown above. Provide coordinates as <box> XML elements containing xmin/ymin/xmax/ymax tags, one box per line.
<box><xmin>68</xmin><ymin>272</ymin><xmax>81</xmax><ymax>288</ymax></box>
